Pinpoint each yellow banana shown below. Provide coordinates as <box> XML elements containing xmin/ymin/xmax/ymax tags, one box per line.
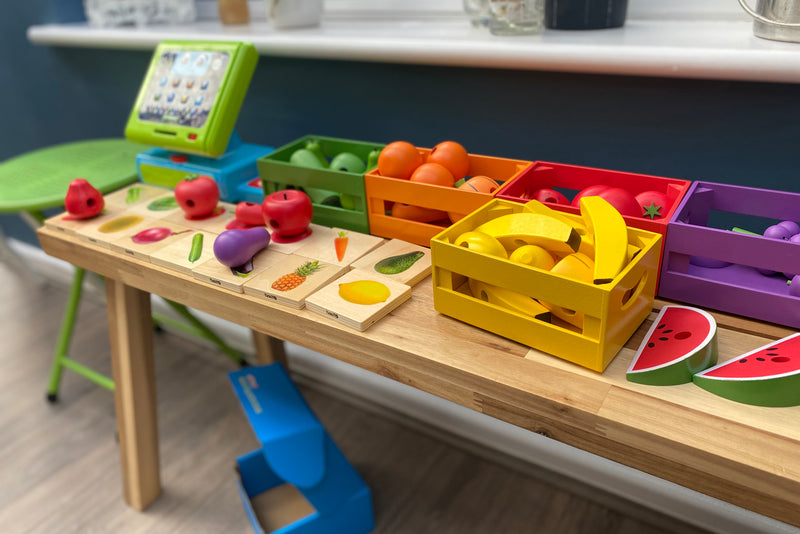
<box><xmin>579</xmin><ymin>196</ymin><xmax>629</xmax><ymax>284</ymax></box>
<box><xmin>468</xmin><ymin>279</ymin><xmax>551</xmax><ymax>321</ymax></box>
<box><xmin>475</xmin><ymin>212</ymin><xmax>581</xmax><ymax>255</ymax></box>
<box><xmin>522</xmin><ymin>199</ymin><xmax>588</xmax><ymax>236</ymax></box>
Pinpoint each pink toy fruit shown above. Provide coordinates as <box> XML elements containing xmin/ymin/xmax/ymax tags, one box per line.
<box><xmin>65</xmin><ymin>178</ymin><xmax>104</xmax><ymax>219</ymax></box>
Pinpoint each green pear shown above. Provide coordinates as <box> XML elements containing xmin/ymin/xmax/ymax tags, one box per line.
<box><xmin>367</xmin><ymin>148</ymin><xmax>381</xmax><ymax>171</ymax></box>
<box><xmin>304</xmin><ymin>139</ymin><xmax>329</xmax><ymax>168</ymax></box>
<box><xmin>290</xmin><ymin>148</ymin><xmax>326</xmax><ymax>168</ymax></box>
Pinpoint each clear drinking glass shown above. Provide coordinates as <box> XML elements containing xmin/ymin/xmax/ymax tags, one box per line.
<box><xmin>463</xmin><ymin>0</ymin><xmax>491</xmax><ymax>27</ymax></box>
<box><xmin>489</xmin><ymin>0</ymin><xmax>544</xmax><ymax>35</ymax></box>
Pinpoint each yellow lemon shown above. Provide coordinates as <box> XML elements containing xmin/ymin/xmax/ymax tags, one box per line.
<box><xmin>338</xmin><ymin>280</ymin><xmax>391</xmax><ymax>305</ymax></box>
<box><xmin>508</xmin><ymin>245</ymin><xmax>556</xmax><ymax>270</ymax></box>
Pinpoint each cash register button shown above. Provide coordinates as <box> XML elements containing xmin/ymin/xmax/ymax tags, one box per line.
<box><xmin>188</xmin><ymin>133</ymin><xmax>197</xmax><ymax>140</ymax></box>
<box><xmin>169</xmin><ymin>154</ymin><xmax>188</xmax><ymax>163</ymax></box>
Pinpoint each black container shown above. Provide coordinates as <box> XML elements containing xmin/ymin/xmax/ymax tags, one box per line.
<box><xmin>545</xmin><ymin>0</ymin><xmax>628</xmax><ymax>30</ymax></box>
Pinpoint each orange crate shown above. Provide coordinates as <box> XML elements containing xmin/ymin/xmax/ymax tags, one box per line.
<box><xmin>364</xmin><ymin>150</ymin><xmax>532</xmax><ymax>247</ymax></box>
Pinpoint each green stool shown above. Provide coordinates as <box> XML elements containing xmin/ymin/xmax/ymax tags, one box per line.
<box><xmin>0</xmin><ymin>138</ymin><xmax>247</xmax><ymax>402</ymax></box>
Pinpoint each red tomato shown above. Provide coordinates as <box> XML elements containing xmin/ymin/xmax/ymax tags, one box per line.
<box><xmin>571</xmin><ymin>185</ymin><xmax>640</xmax><ymax>217</ymax></box>
<box><xmin>64</xmin><ymin>178</ymin><xmax>104</xmax><ymax>219</ymax></box>
<box><xmin>531</xmin><ymin>188</ymin><xmax>569</xmax><ymax>205</ymax></box>
<box><xmin>409</xmin><ymin>163</ymin><xmax>455</xmax><ymax>187</ymax></box>
<box><xmin>427</xmin><ymin>141</ymin><xmax>470</xmax><ymax>182</ymax></box>
<box><xmin>635</xmin><ymin>190</ymin><xmax>669</xmax><ymax>220</ymax></box>
<box><xmin>175</xmin><ymin>175</ymin><xmax>219</xmax><ymax>219</ymax></box>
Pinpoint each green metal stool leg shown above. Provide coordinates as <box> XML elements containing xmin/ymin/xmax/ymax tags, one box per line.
<box><xmin>155</xmin><ymin>299</ymin><xmax>247</xmax><ymax>367</ymax></box>
<box><xmin>46</xmin><ymin>267</ymin><xmax>115</xmax><ymax>402</ymax></box>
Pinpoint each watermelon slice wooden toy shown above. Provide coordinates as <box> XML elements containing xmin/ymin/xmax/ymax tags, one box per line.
<box><xmin>627</xmin><ymin>305</ymin><xmax>718</xmax><ymax>386</ymax></box>
<box><xmin>693</xmin><ymin>332</ymin><xmax>800</xmax><ymax>407</ymax></box>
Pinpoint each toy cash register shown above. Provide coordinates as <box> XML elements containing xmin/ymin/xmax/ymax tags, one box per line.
<box><xmin>125</xmin><ymin>40</ymin><xmax>271</xmax><ymax>203</ymax></box>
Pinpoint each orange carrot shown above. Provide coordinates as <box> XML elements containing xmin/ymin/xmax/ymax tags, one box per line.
<box><xmin>334</xmin><ymin>231</ymin><xmax>348</xmax><ymax>261</ymax></box>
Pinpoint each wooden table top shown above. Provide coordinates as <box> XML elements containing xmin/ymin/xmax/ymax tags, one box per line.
<box><xmin>37</xmin><ymin>225</ymin><xmax>800</xmax><ymax>528</ymax></box>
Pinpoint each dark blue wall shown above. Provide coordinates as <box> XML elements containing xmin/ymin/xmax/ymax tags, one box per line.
<box><xmin>4</xmin><ymin>1</ymin><xmax>800</xmax><ymax>245</ymax></box>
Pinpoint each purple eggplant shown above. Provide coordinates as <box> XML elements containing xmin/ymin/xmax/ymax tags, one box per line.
<box><xmin>213</xmin><ymin>227</ymin><xmax>271</xmax><ymax>268</ymax></box>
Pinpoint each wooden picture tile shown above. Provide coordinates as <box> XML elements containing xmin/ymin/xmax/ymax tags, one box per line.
<box><xmin>103</xmin><ymin>183</ymin><xmax>171</xmax><ymax>209</ymax></box>
<box><xmin>304</xmin><ymin>269</ymin><xmax>412</xmax><ymax>331</ymax></box>
<box><xmin>164</xmin><ymin>202</ymin><xmax>237</xmax><ymax>234</ymax></box>
<box><xmin>124</xmin><ymin>191</ymin><xmax>183</xmax><ymax>219</ymax></box>
<box><xmin>74</xmin><ymin>212</ymin><xmax>157</xmax><ymax>249</ymax></box>
<box><xmin>150</xmin><ymin>230</ymin><xmax>217</xmax><ymax>275</ymax></box>
<box><xmin>349</xmin><ymin>239</ymin><xmax>431</xmax><ymax>286</ymax></box>
<box><xmin>109</xmin><ymin>220</ymin><xmax>193</xmax><ymax>261</ymax></box>
<box><xmin>243</xmin><ymin>254</ymin><xmax>348</xmax><ymax>309</ymax></box>
<box><xmin>294</xmin><ymin>227</ymin><xmax>384</xmax><ymax>268</ymax></box>
<box><xmin>43</xmin><ymin>208</ymin><xmax>118</xmax><ymax>236</ymax></box>
<box><xmin>266</xmin><ymin>224</ymin><xmax>334</xmax><ymax>255</ymax></box>
<box><xmin>192</xmin><ymin>247</ymin><xmax>286</xmax><ymax>293</ymax></box>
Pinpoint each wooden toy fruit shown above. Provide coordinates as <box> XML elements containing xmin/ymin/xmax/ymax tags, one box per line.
<box><xmin>377</xmin><ymin>141</ymin><xmax>423</xmax><ymax>179</ymax></box>
<box><xmin>454</xmin><ymin>231</ymin><xmax>508</xmax><ymax>258</ymax></box>
<box><xmin>391</xmin><ymin>203</ymin><xmax>448</xmax><ymax>223</ymax></box>
<box><xmin>572</xmin><ymin>185</ymin><xmax>641</xmax><ymax>217</ymax></box>
<box><xmin>262</xmin><ymin>189</ymin><xmax>313</xmax><ymax>242</ymax></box>
<box><xmin>303</xmin><ymin>139</ymin><xmax>329</xmax><ymax>167</ymax></box>
<box><xmin>790</xmin><ymin>275</ymin><xmax>800</xmax><ymax>297</ymax></box>
<box><xmin>531</xmin><ymin>188</ymin><xmax>569</xmax><ymax>205</ymax></box>
<box><xmin>409</xmin><ymin>162</ymin><xmax>455</xmax><ymax>187</ymax></box>
<box><xmin>235</xmin><ymin>201</ymin><xmax>266</xmax><ymax>226</ymax></box>
<box><xmin>627</xmin><ymin>305</ymin><xmax>718</xmax><ymax>386</ymax></box>
<box><xmin>579</xmin><ymin>195</ymin><xmax>629</xmax><ymax>284</ymax></box>
<box><xmin>693</xmin><ymin>332</ymin><xmax>800</xmax><ymax>407</ymax></box>
<box><xmin>64</xmin><ymin>178</ymin><xmax>104</xmax><ymax>219</ymax></box>
<box><xmin>635</xmin><ymin>190</ymin><xmax>669</xmax><ymax>220</ymax></box>
<box><xmin>777</xmin><ymin>220</ymin><xmax>800</xmax><ymax>236</ymax></box>
<box><xmin>427</xmin><ymin>141</ymin><xmax>469</xmax><ymax>182</ymax></box>
<box><xmin>366</xmin><ymin>148</ymin><xmax>381</xmax><ymax>171</ymax></box>
<box><xmin>290</xmin><ymin>148</ymin><xmax>327</xmax><ymax>169</ymax></box>
<box><xmin>213</xmin><ymin>227</ymin><xmax>271</xmax><ymax>270</ymax></box>
<box><xmin>540</xmin><ymin>253</ymin><xmax>595</xmax><ymax>329</ymax></box>
<box><xmin>508</xmin><ymin>245</ymin><xmax>555</xmax><ymax>270</ymax></box>
<box><xmin>468</xmin><ymin>279</ymin><xmax>551</xmax><ymax>321</ymax></box>
<box><xmin>329</xmin><ymin>152</ymin><xmax>366</xmax><ymax>173</ymax></box>
<box><xmin>474</xmin><ymin>213</ymin><xmax>581</xmax><ymax>255</ymax></box>
<box><xmin>175</xmin><ymin>174</ymin><xmax>220</xmax><ymax>219</ymax></box>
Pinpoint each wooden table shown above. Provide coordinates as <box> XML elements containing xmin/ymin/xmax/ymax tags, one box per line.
<box><xmin>37</xmin><ymin>225</ymin><xmax>800</xmax><ymax>528</ymax></box>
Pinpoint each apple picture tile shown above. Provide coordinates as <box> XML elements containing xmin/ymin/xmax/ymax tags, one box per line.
<box><xmin>150</xmin><ymin>230</ymin><xmax>218</xmax><ymax>275</ymax></box>
<box><xmin>164</xmin><ymin>202</ymin><xmax>238</xmax><ymax>234</ymax></box>
<box><xmin>124</xmin><ymin>191</ymin><xmax>183</xmax><ymax>219</ymax></box>
<box><xmin>294</xmin><ymin>227</ymin><xmax>385</xmax><ymax>268</ymax></box>
<box><xmin>242</xmin><ymin>254</ymin><xmax>348</xmax><ymax>309</ymax></box>
<box><xmin>267</xmin><ymin>223</ymin><xmax>335</xmax><ymax>255</ymax></box>
<box><xmin>103</xmin><ymin>183</ymin><xmax>172</xmax><ymax>210</ymax></box>
<box><xmin>304</xmin><ymin>269</ymin><xmax>412</xmax><ymax>331</ymax></box>
<box><xmin>74</xmin><ymin>212</ymin><xmax>158</xmax><ymax>249</ymax></box>
<box><xmin>108</xmin><ymin>220</ymin><xmax>194</xmax><ymax>262</ymax></box>
<box><xmin>192</xmin><ymin>247</ymin><xmax>287</xmax><ymax>293</ymax></box>
<box><xmin>349</xmin><ymin>239</ymin><xmax>432</xmax><ymax>286</ymax></box>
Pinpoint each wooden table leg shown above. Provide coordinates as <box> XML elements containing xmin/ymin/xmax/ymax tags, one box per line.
<box><xmin>251</xmin><ymin>330</ymin><xmax>287</xmax><ymax>366</ymax></box>
<box><xmin>105</xmin><ymin>278</ymin><xmax>161</xmax><ymax>510</ymax></box>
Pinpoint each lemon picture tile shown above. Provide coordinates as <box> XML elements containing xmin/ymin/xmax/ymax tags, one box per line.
<box><xmin>109</xmin><ymin>220</ymin><xmax>194</xmax><ymax>261</ymax></box>
<box><xmin>192</xmin><ymin>247</ymin><xmax>286</xmax><ymax>293</ymax></box>
<box><xmin>150</xmin><ymin>230</ymin><xmax>217</xmax><ymax>275</ymax></box>
<box><xmin>294</xmin><ymin>227</ymin><xmax>385</xmax><ymax>268</ymax></box>
<box><xmin>75</xmin><ymin>212</ymin><xmax>157</xmax><ymax>249</ymax></box>
<box><xmin>305</xmin><ymin>269</ymin><xmax>412</xmax><ymax>331</ymax></box>
<box><xmin>243</xmin><ymin>254</ymin><xmax>348</xmax><ymax>309</ymax></box>
<box><xmin>349</xmin><ymin>239</ymin><xmax>431</xmax><ymax>286</ymax></box>
<box><xmin>43</xmin><ymin>206</ymin><xmax>124</xmax><ymax>236</ymax></box>
<box><xmin>103</xmin><ymin>183</ymin><xmax>171</xmax><ymax>209</ymax></box>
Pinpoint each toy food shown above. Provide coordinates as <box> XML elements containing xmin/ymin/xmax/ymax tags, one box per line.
<box><xmin>213</xmin><ymin>227</ymin><xmax>271</xmax><ymax>269</ymax></box>
<box><xmin>572</xmin><ymin>185</ymin><xmax>641</xmax><ymax>217</ymax></box>
<box><xmin>427</xmin><ymin>141</ymin><xmax>469</xmax><ymax>182</ymax></box>
<box><xmin>579</xmin><ymin>196</ymin><xmax>628</xmax><ymax>284</ymax></box>
<box><xmin>626</xmin><ymin>305</ymin><xmax>718</xmax><ymax>386</ymax></box>
<box><xmin>235</xmin><ymin>201</ymin><xmax>265</xmax><ymax>226</ymax></box>
<box><xmin>458</xmin><ymin>176</ymin><xmax>501</xmax><ymax>194</ymax></box>
<box><xmin>175</xmin><ymin>174</ymin><xmax>220</xmax><ymax>219</ymax></box>
<box><xmin>272</xmin><ymin>260</ymin><xmax>321</xmax><ymax>291</ymax></box>
<box><xmin>377</xmin><ymin>141</ymin><xmax>423</xmax><ymax>179</ymax></box>
<box><xmin>374</xmin><ymin>251</ymin><xmax>425</xmax><ymax>274</ymax></box>
<box><xmin>468</xmin><ymin>278</ymin><xmax>551</xmax><ymax>321</ymax></box>
<box><xmin>409</xmin><ymin>162</ymin><xmax>455</xmax><ymax>187</ymax></box>
<box><xmin>541</xmin><ymin>253</ymin><xmax>595</xmax><ymax>327</ymax></box>
<box><xmin>635</xmin><ymin>190</ymin><xmax>669</xmax><ymax>220</ymax></box>
<box><xmin>290</xmin><ymin>148</ymin><xmax>326</xmax><ymax>169</ymax></box>
<box><xmin>507</xmin><ymin>245</ymin><xmax>555</xmax><ymax>270</ymax></box>
<box><xmin>531</xmin><ymin>188</ymin><xmax>569</xmax><ymax>205</ymax></box>
<box><xmin>303</xmin><ymin>139</ymin><xmax>329</xmax><ymax>167</ymax></box>
<box><xmin>65</xmin><ymin>178</ymin><xmax>104</xmax><ymax>219</ymax></box>
<box><xmin>693</xmin><ymin>332</ymin><xmax>800</xmax><ymax>407</ymax></box>
<box><xmin>778</xmin><ymin>220</ymin><xmax>800</xmax><ymax>235</ymax></box>
<box><xmin>262</xmin><ymin>189</ymin><xmax>313</xmax><ymax>242</ymax></box>
<box><xmin>474</xmin><ymin>212</ymin><xmax>581</xmax><ymax>255</ymax></box>
<box><xmin>329</xmin><ymin>152</ymin><xmax>366</xmax><ymax>173</ymax></box>
<box><xmin>454</xmin><ymin>231</ymin><xmax>508</xmax><ymax>258</ymax></box>
<box><xmin>391</xmin><ymin>203</ymin><xmax>448</xmax><ymax>223</ymax></box>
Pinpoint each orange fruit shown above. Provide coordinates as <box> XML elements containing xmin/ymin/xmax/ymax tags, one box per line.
<box><xmin>457</xmin><ymin>175</ymin><xmax>501</xmax><ymax>194</ymax></box>
<box><xmin>409</xmin><ymin>163</ymin><xmax>455</xmax><ymax>187</ymax></box>
<box><xmin>377</xmin><ymin>141</ymin><xmax>424</xmax><ymax>179</ymax></box>
<box><xmin>427</xmin><ymin>141</ymin><xmax>470</xmax><ymax>181</ymax></box>
<box><xmin>391</xmin><ymin>203</ymin><xmax>449</xmax><ymax>223</ymax></box>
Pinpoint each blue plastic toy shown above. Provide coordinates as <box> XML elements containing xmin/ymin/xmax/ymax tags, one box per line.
<box><xmin>229</xmin><ymin>363</ymin><xmax>375</xmax><ymax>534</ymax></box>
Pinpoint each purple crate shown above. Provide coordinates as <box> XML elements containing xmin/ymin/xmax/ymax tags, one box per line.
<box><xmin>659</xmin><ymin>181</ymin><xmax>800</xmax><ymax>328</ymax></box>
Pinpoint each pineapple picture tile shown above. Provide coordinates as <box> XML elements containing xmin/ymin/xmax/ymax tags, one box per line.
<box><xmin>124</xmin><ymin>191</ymin><xmax>183</xmax><ymax>219</ymax></box>
<box><xmin>349</xmin><ymin>239</ymin><xmax>431</xmax><ymax>286</ymax></box>
<box><xmin>109</xmin><ymin>220</ymin><xmax>193</xmax><ymax>261</ymax></box>
<box><xmin>266</xmin><ymin>224</ymin><xmax>335</xmax><ymax>255</ymax></box>
<box><xmin>294</xmin><ymin>227</ymin><xmax>385</xmax><ymax>268</ymax></box>
<box><xmin>103</xmin><ymin>183</ymin><xmax>171</xmax><ymax>209</ymax></box>
<box><xmin>192</xmin><ymin>247</ymin><xmax>286</xmax><ymax>293</ymax></box>
<box><xmin>164</xmin><ymin>201</ymin><xmax>237</xmax><ymax>234</ymax></box>
<box><xmin>150</xmin><ymin>230</ymin><xmax>217</xmax><ymax>275</ymax></box>
<box><xmin>304</xmin><ymin>269</ymin><xmax>412</xmax><ymax>331</ymax></box>
<box><xmin>243</xmin><ymin>255</ymin><xmax>347</xmax><ymax>309</ymax></box>
<box><xmin>75</xmin><ymin>212</ymin><xmax>157</xmax><ymax>249</ymax></box>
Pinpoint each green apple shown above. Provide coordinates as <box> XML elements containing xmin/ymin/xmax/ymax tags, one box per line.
<box><xmin>329</xmin><ymin>152</ymin><xmax>365</xmax><ymax>173</ymax></box>
<box><xmin>290</xmin><ymin>148</ymin><xmax>325</xmax><ymax>169</ymax></box>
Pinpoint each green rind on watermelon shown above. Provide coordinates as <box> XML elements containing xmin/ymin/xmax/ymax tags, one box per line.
<box><xmin>626</xmin><ymin>305</ymin><xmax>718</xmax><ymax>386</ymax></box>
<box><xmin>692</xmin><ymin>332</ymin><xmax>800</xmax><ymax>407</ymax></box>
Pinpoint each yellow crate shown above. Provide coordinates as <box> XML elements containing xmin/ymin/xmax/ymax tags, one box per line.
<box><xmin>430</xmin><ymin>199</ymin><xmax>661</xmax><ymax>372</ymax></box>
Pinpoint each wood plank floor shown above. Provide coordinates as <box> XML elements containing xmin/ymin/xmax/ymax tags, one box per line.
<box><xmin>0</xmin><ymin>262</ymin><xmax>711</xmax><ymax>534</ymax></box>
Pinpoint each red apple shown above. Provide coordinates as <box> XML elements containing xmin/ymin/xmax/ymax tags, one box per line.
<box><xmin>261</xmin><ymin>189</ymin><xmax>313</xmax><ymax>238</ymax></box>
<box><xmin>235</xmin><ymin>201</ymin><xmax>265</xmax><ymax>226</ymax></box>
<box><xmin>531</xmin><ymin>188</ymin><xmax>569</xmax><ymax>205</ymax></box>
<box><xmin>174</xmin><ymin>175</ymin><xmax>219</xmax><ymax>219</ymax></box>
<box><xmin>571</xmin><ymin>185</ymin><xmax>640</xmax><ymax>217</ymax></box>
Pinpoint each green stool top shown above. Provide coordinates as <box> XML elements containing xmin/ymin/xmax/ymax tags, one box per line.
<box><xmin>0</xmin><ymin>138</ymin><xmax>151</xmax><ymax>213</ymax></box>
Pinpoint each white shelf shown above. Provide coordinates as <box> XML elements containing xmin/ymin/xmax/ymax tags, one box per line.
<box><xmin>26</xmin><ymin>15</ymin><xmax>800</xmax><ymax>84</ymax></box>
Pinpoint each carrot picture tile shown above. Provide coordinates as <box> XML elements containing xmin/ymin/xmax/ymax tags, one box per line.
<box><xmin>295</xmin><ymin>227</ymin><xmax>384</xmax><ymax>267</ymax></box>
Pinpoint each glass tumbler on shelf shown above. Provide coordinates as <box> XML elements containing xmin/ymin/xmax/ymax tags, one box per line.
<box><xmin>464</xmin><ymin>0</ymin><xmax>491</xmax><ymax>27</ymax></box>
<box><xmin>489</xmin><ymin>0</ymin><xmax>544</xmax><ymax>35</ymax></box>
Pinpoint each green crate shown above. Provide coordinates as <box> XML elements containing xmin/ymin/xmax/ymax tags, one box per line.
<box><xmin>258</xmin><ymin>135</ymin><xmax>384</xmax><ymax>234</ymax></box>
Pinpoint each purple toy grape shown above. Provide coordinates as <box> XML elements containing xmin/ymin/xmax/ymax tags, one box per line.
<box><xmin>777</xmin><ymin>220</ymin><xmax>800</xmax><ymax>236</ymax></box>
<box><xmin>790</xmin><ymin>233</ymin><xmax>800</xmax><ymax>244</ymax></box>
<box><xmin>790</xmin><ymin>275</ymin><xmax>800</xmax><ymax>298</ymax></box>
<box><xmin>764</xmin><ymin>224</ymin><xmax>792</xmax><ymax>240</ymax></box>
